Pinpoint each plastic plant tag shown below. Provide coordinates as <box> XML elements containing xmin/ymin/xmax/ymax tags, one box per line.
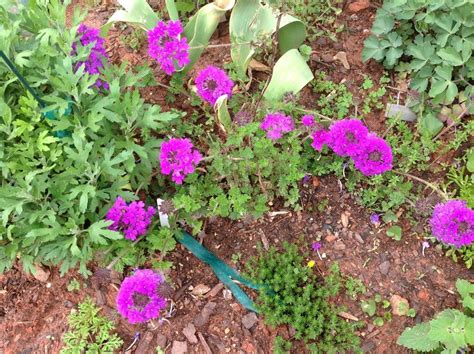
<box><xmin>385</xmin><ymin>103</ymin><xmax>417</xmax><ymax>122</ymax></box>
<box><xmin>156</xmin><ymin>198</ymin><xmax>170</xmax><ymax>228</ymax></box>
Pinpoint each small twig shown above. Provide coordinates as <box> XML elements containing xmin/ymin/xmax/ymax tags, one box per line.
<box><xmin>393</xmin><ymin>170</ymin><xmax>448</xmax><ymax>201</ymax></box>
<box><xmin>432</xmin><ymin>108</ymin><xmax>467</xmax><ymax>141</ymax></box>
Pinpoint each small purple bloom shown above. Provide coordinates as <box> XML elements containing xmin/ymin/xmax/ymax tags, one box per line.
<box><xmin>148</xmin><ymin>20</ymin><xmax>189</xmax><ymax>75</ymax></box>
<box><xmin>72</xmin><ymin>24</ymin><xmax>109</xmax><ymax>89</ymax></box>
<box><xmin>116</xmin><ymin>269</ymin><xmax>167</xmax><ymax>324</ymax></box>
<box><xmin>302</xmin><ymin>175</ymin><xmax>311</xmax><ymax>184</ymax></box>
<box><xmin>353</xmin><ymin>134</ymin><xmax>393</xmax><ymax>176</ymax></box>
<box><xmin>421</xmin><ymin>241</ymin><xmax>430</xmax><ymax>256</ymax></box>
<box><xmin>327</xmin><ymin>119</ymin><xmax>368</xmax><ymax>157</ymax></box>
<box><xmin>301</xmin><ymin>114</ymin><xmax>315</xmax><ymax>127</ymax></box>
<box><xmin>311</xmin><ymin>242</ymin><xmax>321</xmax><ymax>251</ymax></box>
<box><xmin>430</xmin><ymin>200</ymin><xmax>474</xmax><ymax>248</ymax></box>
<box><xmin>260</xmin><ymin>112</ymin><xmax>295</xmax><ymax>140</ymax></box>
<box><xmin>160</xmin><ymin>138</ymin><xmax>202</xmax><ymax>184</ymax></box>
<box><xmin>105</xmin><ymin>197</ymin><xmax>156</xmax><ymax>241</ymax></box>
<box><xmin>311</xmin><ymin>129</ymin><xmax>329</xmax><ymax>151</ymax></box>
<box><xmin>195</xmin><ymin>65</ymin><xmax>234</xmax><ymax>105</ymax></box>
<box><xmin>370</xmin><ymin>213</ymin><xmax>380</xmax><ymax>224</ymax></box>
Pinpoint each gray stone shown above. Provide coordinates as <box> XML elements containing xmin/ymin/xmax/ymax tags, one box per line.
<box><xmin>379</xmin><ymin>261</ymin><xmax>390</xmax><ymax>275</ymax></box>
<box><xmin>242</xmin><ymin>312</ymin><xmax>258</xmax><ymax>329</ymax></box>
<box><xmin>171</xmin><ymin>341</ymin><xmax>187</xmax><ymax>354</ymax></box>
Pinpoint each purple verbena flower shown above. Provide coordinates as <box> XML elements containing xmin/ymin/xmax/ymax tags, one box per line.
<box><xmin>370</xmin><ymin>213</ymin><xmax>380</xmax><ymax>224</ymax></box>
<box><xmin>260</xmin><ymin>112</ymin><xmax>295</xmax><ymax>140</ymax></box>
<box><xmin>148</xmin><ymin>20</ymin><xmax>189</xmax><ymax>75</ymax></box>
<box><xmin>302</xmin><ymin>175</ymin><xmax>311</xmax><ymax>184</ymax></box>
<box><xmin>311</xmin><ymin>242</ymin><xmax>321</xmax><ymax>251</ymax></box>
<box><xmin>195</xmin><ymin>65</ymin><xmax>234</xmax><ymax>105</ymax></box>
<box><xmin>353</xmin><ymin>134</ymin><xmax>393</xmax><ymax>176</ymax></box>
<box><xmin>72</xmin><ymin>24</ymin><xmax>109</xmax><ymax>89</ymax></box>
<box><xmin>105</xmin><ymin>197</ymin><xmax>156</xmax><ymax>241</ymax></box>
<box><xmin>301</xmin><ymin>114</ymin><xmax>315</xmax><ymax>127</ymax></box>
<box><xmin>311</xmin><ymin>129</ymin><xmax>329</xmax><ymax>151</ymax></box>
<box><xmin>327</xmin><ymin>119</ymin><xmax>368</xmax><ymax>157</ymax></box>
<box><xmin>116</xmin><ymin>269</ymin><xmax>167</xmax><ymax>324</ymax></box>
<box><xmin>430</xmin><ymin>200</ymin><xmax>474</xmax><ymax>248</ymax></box>
<box><xmin>160</xmin><ymin>138</ymin><xmax>202</xmax><ymax>184</ymax></box>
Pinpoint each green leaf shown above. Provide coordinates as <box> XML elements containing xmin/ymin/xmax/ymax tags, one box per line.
<box><xmin>102</xmin><ymin>0</ymin><xmax>159</xmax><ymax>33</ymax></box>
<box><xmin>437</xmin><ymin>47</ymin><xmax>465</xmax><ymax>66</ymax></box>
<box><xmin>397</xmin><ymin>322</ymin><xmax>440</xmax><ymax>352</ymax></box>
<box><xmin>362</xmin><ymin>35</ymin><xmax>388</xmax><ymax>62</ymax></box>
<box><xmin>215</xmin><ymin>94</ymin><xmax>232</xmax><ymax>133</ymax></box>
<box><xmin>420</xmin><ymin>112</ymin><xmax>443</xmax><ymax>136</ymax></box>
<box><xmin>373</xmin><ymin>317</ymin><xmax>384</xmax><ymax>326</ymax></box>
<box><xmin>182</xmin><ymin>2</ymin><xmax>232</xmax><ymax>74</ymax></box>
<box><xmin>165</xmin><ymin>0</ymin><xmax>179</xmax><ymax>21</ymax></box>
<box><xmin>466</xmin><ymin>149</ymin><xmax>474</xmax><ymax>173</ymax></box>
<box><xmin>361</xmin><ymin>299</ymin><xmax>377</xmax><ymax>316</ymax></box>
<box><xmin>87</xmin><ymin>220</ymin><xmax>122</xmax><ymax>245</ymax></box>
<box><xmin>386</xmin><ymin>225</ymin><xmax>402</xmax><ymax>241</ymax></box>
<box><xmin>428</xmin><ymin>309</ymin><xmax>468</xmax><ymax>350</ymax></box>
<box><xmin>372</xmin><ymin>9</ymin><xmax>394</xmax><ymax>35</ymax></box>
<box><xmin>263</xmin><ymin>49</ymin><xmax>313</xmax><ymax>101</ymax></box>
<box><xmin>456</xmin><ymin>278</ymin><xmax>474</xmax><ymax>311</ymax></box>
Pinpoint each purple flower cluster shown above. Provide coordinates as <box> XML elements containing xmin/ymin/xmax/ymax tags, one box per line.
<box><xmin>116</xmin><ymin>269</ymin><xmax>167</xmax><ymax>324</ymax></box>
<box><xmin>430</xmin><ymin>200</ymin><xmax>474</xmax><ymax>248</ymax></box>
<box><xmin>72</xmin><ymin>24</ymin><xmax>109</xmax><ymax>89</ymax></box>
<box><xmin>160</xmin><ymin>138</ymin><xmax>202</xmax><ymax>184</ymax></box>
<box><xmin>105</xmin><ymin>197</ymin><xmax>156</xmax><ymax>241</ymax></box>
<box><xmin>148</xmin><ymin>20</ymin><xmax>189</xmax><ymax>75</ymax></box>
<box><xmin>260</xmin><ymin>112</ymin><xmax>295</xmax><ymax>140</ymax></box>
<box><xmin>196</xmin><ymin>66</ymin><xmax>234</xmax><ymax>105</ymax></box>
<box><xmin>310</xmin><ymin>119</ymin><xmax>393</xmax><ymax>176</ymax></box>
<box><xmin>301</xmin><ymin>114</ymin><xmax>315</xmax><ymax>127</ymax></box>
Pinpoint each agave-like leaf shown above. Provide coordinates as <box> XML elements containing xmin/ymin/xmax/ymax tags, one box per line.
<box><xmin>101</xmin><ymin>0</ymin><xmax>159</xmax><ymax>35</ymax></box>
<box><xmin>229</xmin><ymin>0</ymin><xmax>305</xmax><ymax>74</ymax></box>
<box><xmin>263</xmin><ymin>49</ymin><xmax>313</xmax><ymax>102</ymax></box>
<box><xmin>181</xmin><ymin>0</ymin><xmax>235</xmax><ymax>74</ymax></box>
<box><xmin>214</xmin><ymin>94</ymin><xmax>232</xmax><ymax>133</ymax></box>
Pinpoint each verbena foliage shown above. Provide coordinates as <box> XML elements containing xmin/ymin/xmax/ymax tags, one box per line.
<box><xmin>362</xmin><ymin>0</ymin><xmax>473</xmax><ymax>108</ymax></box>
<box><xmin>0</xmin><ymin>1</ymin><xmax>180</xmax><ymax>275</ymax></box>
<box><xmin>61</xmin><ymin>297</ymin><xmax>123</xmax><ymax>353</ymax></box>
<box><xmin>397</xmin><ymin>279</ymin><xmax>474</xmax><ymax>352</ymax></box>
<box><xmin>246</xmin><ymin>243</ymin><xmax>361</xmax><ymax>353</ymax></box>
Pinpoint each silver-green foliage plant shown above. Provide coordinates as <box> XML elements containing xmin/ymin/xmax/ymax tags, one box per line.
<box><xmin>61</xmin><ymin>297</ymin><xmax>123</xmax><ymax>353</ymax></box>
<box><xmin>397</xmin><ymin>279</ymin><xmax>474</xmax><ymax>353</ymax></box>
<box><xmin>0</xmin><ymin>1</ymin><xmax>181</xmax><ymax>275</ymax></box>
<box><xmin>362</xmin><ymin>0</ymin><xmax>474</xmax><ymax>107</ymax></box>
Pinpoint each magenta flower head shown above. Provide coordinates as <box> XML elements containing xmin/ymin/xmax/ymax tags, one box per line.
<box><xmin>116</xmin><ymin>269</ymin><xmax>167</xmax><ymax>324</ymax></box>
<box><xmin>353</xmin><ymin>134</ymin><xmax>393</xmax><ymax>176</ymax></box>
<box><xmin>160</xmin><ymin>138</ymin><xmax>202</xmax><ymax>184</ymax></box>
<box><xmin>327</xmin><ymin>119</ymin><xmax>368</xmax><ymax>157</ymax></box>
<box><xmin>311</xmin><ymin>128</ymin><xmax>329</xmax><ymax>151</ymax></box>
<box><xmin>430</xmin><ymin>200</ymin><xmax>474</xmax><ymax>248</ymax></box>
<box><xmin>301</xmin><ymin>114</ymin><xmax>315</xmax><ymax>127</ymax></box>
<box><xmin>148</xmin><ymin>20</ymin><xmax>189</xmax><ymax>75</ymax></box>
<box><xmin>311</xmin><ymin>242</ymin><xmax>321</xmax><ymax>251</ymax></box>
<box><xmin>195</xmin><ymin>65</ymin><xmax>234</xmax><ymax>105</ymax></box>
<box><xmin>72</xmin><ymin>24</ymin><xmax>109</xmax><ymax>90</ymax></box>
<box><xmin>105</xmin><ymin>197</ymin><xmax>156</xmax><ymax>241</ymax></box>
<box><xmin>260</xmin><ymin>112</ymin><xmax>295</xmax><ymax>140</ymax></box>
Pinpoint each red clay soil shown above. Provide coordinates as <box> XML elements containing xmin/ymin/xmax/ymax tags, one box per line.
<box><xmin>1</xmin><ymin>1</ymin><xmax>473</xmax><ymax>354</ymax></box>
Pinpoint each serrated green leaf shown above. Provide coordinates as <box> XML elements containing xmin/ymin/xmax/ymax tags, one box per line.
<box><xmin>372</xmin><ymin>9</ymin><xmax>394</xmax><ymax>35</ymax></box>
<box><xmin>456</xmin><ymin>278</ymin><xmax>474</xmax><ymax>311</ymax></box>
<box><xmin>437</xmin><ymin>47</ymin><xmax>465</xmax><ymax>66</ymax></box>
<box><xmin>420</xmin><ymin>112</ymin><xmax>443</xmax><ymax>136</ymax></box>
<box><xmin>386</xmin><ymin>225</ymin><xmax>402</xmax><ymax>241</ymax></box>
<box><xmin>397</xmin><ymin>323</ymin><xmax>440</xmax><ymax>352</ymax></box>
<box><xmin>429</xmin><ymin>309</ymin><xmax>468</xmax><ymax>350</ymax></box>
<box><xmin>362</xmin><ymin>35</ymin><xmax>388</xmax><ymax>62</ymax></box>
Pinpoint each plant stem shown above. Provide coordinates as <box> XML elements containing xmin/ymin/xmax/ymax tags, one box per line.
<box><xmin>393</xmin><ymin>170</ymin><xmax>449</xmax><ymax>201</ymax></box>
<box><xmin>294</xmin><ymin>107</ymin><xmax>334</xmax><ymax>122</ymax></box>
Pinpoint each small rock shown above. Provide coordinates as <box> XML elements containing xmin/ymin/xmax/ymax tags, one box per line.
<box><xmin>242</xmin><ymin>340</ymin><xmax>256</xmax><ymax>354</ymax></box>
<box><xmin>333</xmin><ymin>51</ymin><xmax>350</xmax><ymax>70</ymax></box>
<box><xmin>183</xmin><ymin>323</ymin><xmax>198</xmax><ymax>344</ymax></box>
<box><xmin>341</xmin><ymin>213</ymin><xmax>349</xmax><ymax>228</ymax></box>
<box><xmin>223</xmin><ymin>289</ymin><xmax>233</xmax><ymax>300</ymax></box>
<box><xmin>418</xmin><ymin>288</ymin><xmax>430</xmax><ymax>302</ymax></box>
<box><xmin>224</xmin><ymin>328</ymin><xmax>230</xmax><ymax>334</ymax></box>
<box><xmin>207</xmin><ymin>283</ymin><xmax>224</xmax><ymax>298</ymax></box>
<box><xmin>316</xmin><ymin>37</ymin><xmax>327</xmax><ymax>46</ymax></box>
<box><xmin>242</xmin><ymin>312</ymin><xmax>258</xmax><ymax>329</ymax></box>
<box><xmin>354</xmin><ymin>233</ymin><xmax>364</xmax><ymax>244</ymax></box>
<box><xmin>156</xmin><ymin>334</ymin><xmax>167</xmax><ymax>349</ymax></box>
<box><xmin>192</xmin><ymin>284</ymin><xmax>211</xmax><ymax>296</ymax></box>
<box><xmin>171</xmin><ymin>341</ymin><xmax>188</xmax><ymax>354</ymax></box>
<box><xmin>326</xmin><ymin>234</ymin><xmax>337</xmax><ymax>242</ymax></box>
<box><xmin>390</xmin><ymin>295</ymin><xmax>409</xmax><ymax>316</ymax></box>
<box><xmin>348</xmin><ymin>0</ymin><xmax>370</xmax><ymax>13</ymax></box>
<box><xmin>321</xmin><ymin>54</ymin><xmax>335</xmax><ymax>63</ymax></box>
<box><xmin>379</xmin><ymin>261</ymin><xmax>390</xmax><ymax>275</ymax></box>
<box><xmin>32</xmin><ymin>264</ymin><xmax>50</xmax><ymax>283</ymax></box>
<box><xmin>333</xmin><ymin>240</ymin><xmax>346</xmax><ymax>251</ymax></box>
<box><xmin>194</xmin><ymin>302</ymin><xmax>217</xmax><ymax>327</ymax></box>
<box><xmin>135</xmin><ymin>332</ymin><xmax>155</xmax><ymax>353</ymax></box>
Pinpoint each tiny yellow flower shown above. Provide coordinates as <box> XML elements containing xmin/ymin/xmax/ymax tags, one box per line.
<box><xmin>307</xmin><ymin>260</ymin><xmax>315</xmax><ymax>268</ymax></box>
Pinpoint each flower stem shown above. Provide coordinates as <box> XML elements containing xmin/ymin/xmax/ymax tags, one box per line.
<box><xmin>392</xmin><ymin>170</ymin><xmax>449</xmax><ymax>201</ymax></box>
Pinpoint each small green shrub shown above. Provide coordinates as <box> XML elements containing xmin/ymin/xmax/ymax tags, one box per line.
<box><xmin>397</xmin><ymin>279</ymin><xmax>474</xmax><ymax>352</ymax></box>
<box><xmin>246</xmin><ymin>242</ymin><xmax>361</xmax><ymax>352</ymax></box>
<box><xmin>61</xmin><ymin>297</ymin><xmax>123</xmax><ymax>353</ymax></box>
